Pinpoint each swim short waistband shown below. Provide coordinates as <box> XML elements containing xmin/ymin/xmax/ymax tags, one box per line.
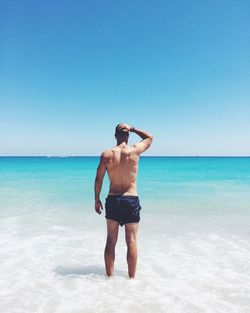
<box><xmin>107</xmin><ymin>194</ymin><xmax>139</xmax><ymax>199</ymax></box>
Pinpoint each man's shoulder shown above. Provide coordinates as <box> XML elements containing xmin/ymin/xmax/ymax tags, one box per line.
<box><xmin>101</xmin><ymin>148</ymin><xmax>114</xmax><ymax>159</ymax></box>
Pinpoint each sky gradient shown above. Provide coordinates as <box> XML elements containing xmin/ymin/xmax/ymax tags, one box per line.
<box><xmin>1</xmin><ymin>0</ymin><xmax>250</xmax><ymax>156</ymax></box>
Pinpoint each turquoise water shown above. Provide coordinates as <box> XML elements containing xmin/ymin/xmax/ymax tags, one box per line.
<box><xmin>1</xmin><ymin>156</ymin><xmax>249</xmax><ymax>214</ymax></box>
<box><xmin>1</xmin><ymin>157</ymin><xmax>250</xmax><ymax>313</ymax></box>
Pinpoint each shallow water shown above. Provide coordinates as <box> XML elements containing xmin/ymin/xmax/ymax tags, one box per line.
<box><xmin>0</xmin><ymin>157</ymin><xmax>250</xmax><ymax>313</ymax></box>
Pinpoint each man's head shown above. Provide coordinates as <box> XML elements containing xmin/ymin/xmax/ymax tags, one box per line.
<box><xmin>115</xmin><ymin>123</ymin><xmax>130</xmax><ymax>144</ymax></box>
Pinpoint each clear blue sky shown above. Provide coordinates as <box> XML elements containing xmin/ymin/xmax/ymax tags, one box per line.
<box><xmin>1</xmin><ymin>0</ymin><xmax>249</xmax><ymax>156</ymax></box>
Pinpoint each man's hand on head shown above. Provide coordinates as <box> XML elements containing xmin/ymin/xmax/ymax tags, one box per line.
<box><xmin>95</xmin><ymin>199</ymin><xmax>103</xmax><ymax>215</ymax></box>
<box><xmin>117</xmin><ymin>123</ymin><xmax>132</xmax><ymax>132</ymax></box>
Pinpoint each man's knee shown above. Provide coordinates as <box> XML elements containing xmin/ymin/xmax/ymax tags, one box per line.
<box><xmin>106</xmin><ymin>236</ymin><xmax>117</xmax><ymax>247</ymax></box>
<box><xmin>126</xmin><ymin>236</ymin><xmax>137</xmax><ymax>248</ymax></box>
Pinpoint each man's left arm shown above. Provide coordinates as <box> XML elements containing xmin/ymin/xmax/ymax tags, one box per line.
<box><xmin>94</xmin><ymin>153</ymin><xmax>107</xmax><ymax>214</ymax></box>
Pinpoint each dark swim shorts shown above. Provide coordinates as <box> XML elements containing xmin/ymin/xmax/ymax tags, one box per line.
<box><xmin>105</xmin><ymin>195</ymin><xmax>141</xmax><ymax>227</ymax></box>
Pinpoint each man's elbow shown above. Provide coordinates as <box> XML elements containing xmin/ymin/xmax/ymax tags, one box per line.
<box><xmin>95</xmin><ymin>174</ymin><xmax>104</xmax><ymax>184</ymax></box>
<box><xmin>145</xmin><ymin>135</ymin><xmax>153</xmax><ymax>148</ymax></box>
<box><xmin>148</xmin><ymin>135</ymin><xmax>154</xmax><ymax>142</ymax></box>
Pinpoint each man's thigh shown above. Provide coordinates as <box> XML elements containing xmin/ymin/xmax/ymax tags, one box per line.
<box><xmin>124</xmin><ymin>223</ymin><xmax>138</xmax><ymax>244</ymax></box>
<box><xmin>106</xmin><ymin>219</ymin><xmax>119</xmax><ymax>244</ymax></box>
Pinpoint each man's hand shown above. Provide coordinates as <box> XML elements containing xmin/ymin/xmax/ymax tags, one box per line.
<box><xmin>117</xmin><ymin>123</ymin><xmax>132</xmax><ymax>132</ymax></box>
<box><xmin>95</xmin><ymin>199</ymin><xmax>103</xmax><ymax>215</ymax></box>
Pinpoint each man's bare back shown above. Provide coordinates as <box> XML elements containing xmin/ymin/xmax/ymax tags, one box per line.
<box><xmin>103</xmin><ymin>143</ymin><xmax>139</xmax><ymax>196</ymax></box>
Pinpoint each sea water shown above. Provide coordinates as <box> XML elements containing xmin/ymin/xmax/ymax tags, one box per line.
<box><xmin>0</xmin><ymin>157</ymin><xmax>250</xmax><ymax>313</ymax></box>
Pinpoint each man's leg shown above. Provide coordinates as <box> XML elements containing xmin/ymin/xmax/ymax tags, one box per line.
<box><xmin>125</xmin><ymin>223</ymin><xmax>138</xmax><ymax>278</ymax></box>
<box><xmin>104</xmin><ymin>219</ymin><xmax>119</xmax><ymax>277</ymax></box>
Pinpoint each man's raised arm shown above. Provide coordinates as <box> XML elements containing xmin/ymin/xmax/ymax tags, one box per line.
<box><xmin>131</xmin><ymin>126</ymin><xmax>153</xmax><ymax>154</ymax></box>
<box><xmin>117</xmin><ymin>124</ymin><xmax>153</xmax><ymax>155</ymax></box>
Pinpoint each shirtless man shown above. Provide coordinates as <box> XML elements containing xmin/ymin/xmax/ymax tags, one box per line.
<box><xmin>94</xmin><ymin>123</ymin><xmax>153</xmax><ymax>278</ymax></box>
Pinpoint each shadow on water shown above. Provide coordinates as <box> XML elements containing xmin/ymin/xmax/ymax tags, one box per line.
<box><xmin>54</xmin><ymin>265</ymin><xmax>127</xmax><ymax>278</ymax></box>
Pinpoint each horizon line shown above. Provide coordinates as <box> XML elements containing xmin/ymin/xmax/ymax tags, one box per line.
<box><xmin>0</xmin><ymin>155</ymin><xmax>250</xmax><ymax>158</ymax></box>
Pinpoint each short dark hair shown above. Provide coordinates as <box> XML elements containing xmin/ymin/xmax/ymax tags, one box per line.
<box><xmin>115</xmin><ymin>123</ymin><xmax>122</xmax><ymax>133</ymax></box>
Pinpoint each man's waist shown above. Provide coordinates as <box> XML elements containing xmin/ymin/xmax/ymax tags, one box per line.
<box><xmin>109</xmin><ymin>183</ymin><xmax>137</xmax><ymax>195</ymax></box>
<box><xmin>107</xmin><ymin>193</ymin><xmax>138</xmax><ymax>199</ymax></box>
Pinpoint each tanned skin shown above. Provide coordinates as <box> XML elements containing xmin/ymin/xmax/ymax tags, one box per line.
<box><xmin>94</xmin><ymin>123</ymin><xmax>153</xmax><ymax>278</ymax></box>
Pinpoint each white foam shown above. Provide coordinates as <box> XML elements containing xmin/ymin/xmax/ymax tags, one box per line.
<box><xmin>1</xmin><ymin>209</ymin><xmax>250</xmax><ymax>313</ymax></box>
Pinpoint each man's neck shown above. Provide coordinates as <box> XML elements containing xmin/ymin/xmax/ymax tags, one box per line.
<box><xmin>116</xmin><ymin>141</ymin><xmax>128</xmax><ymax>146</ymax></box>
